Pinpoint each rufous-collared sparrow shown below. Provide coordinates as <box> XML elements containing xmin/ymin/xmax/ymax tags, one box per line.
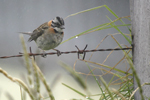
<box><xmin>21</xmin><ymin>16</ymin><xmax>65</xmax><ymax>56</ymax></box>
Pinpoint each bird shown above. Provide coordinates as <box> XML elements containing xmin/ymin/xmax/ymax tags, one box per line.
<box><xmin>20</xmin><ymin>16</ymin><xmax>65</xmax><ymax>57</ymax></box>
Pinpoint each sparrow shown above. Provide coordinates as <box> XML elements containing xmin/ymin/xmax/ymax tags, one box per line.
<box><xmin>21</xmin><ymin>16</ymin><xmax>65</xmax><ymax>57</ymax></box>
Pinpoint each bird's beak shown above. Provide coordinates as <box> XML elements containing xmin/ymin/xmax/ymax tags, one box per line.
<box><xmin>60</xmin><ymin>26</ymin><xmax>65</xmax><ymax>29</ymax></box>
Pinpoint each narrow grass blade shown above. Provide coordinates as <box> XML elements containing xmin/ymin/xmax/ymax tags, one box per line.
<box><xmin>62</xmin><ymin>83</ymin><xmax>94</xmax><ymax>100</ymax></box>
<box><xmin>0</xmin><ymin>67</ymin><xmax>34</xmax><ymax>100</ymax></box>
<box><xmin>59</xmin><ymin>61</ymin><xmax>87</xmax><ymax>90</ymax></box>
<box><xmin>104</xmin><ymin>5</ymin><xmax>130</xmax><ymax>31</ymax></box>
<box><xmin>65</xmin><ymin>5</ymin><xmax>104</xmax><ymax>19</ymax></box>
<box><xmin>20</xmin><ymin>34</ymin><xmax>32</xmax><ymax>85</ymax></box>
<box><xmin>100</xmin><ymin>76</ymin><xmax>114</xmax><ymax>100</ymax></box>
<box><xmin>83</xmin><ymin>60</ymin><xmax>128</xmax><ymax>75</ymax></box>
<box><xmin>85</xmin><ymin>63</ymin><xmax>106</xmax><ymax>100</ymax></box>
<box><xmin>106</xmin><ymin>16</ymin><xmax>131</xmax><ymax>44</ymax></box>
<box><xmin>32</xmin><ymin>59</ymin><xmax>55</xmax><ymax>100</ymax></box>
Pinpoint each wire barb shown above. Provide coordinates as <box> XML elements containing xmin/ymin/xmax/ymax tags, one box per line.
<box><xmin>29</xmin><ymin>47</ymin><xmax>35</xmax><ymax>60</ymax></box>
<box><xmin>0</xmin><ymin>45</ymin><xmax>132</xmax><ymax>59</ymax></box>
<box><xmin>75</xmin><ymin>44</ymin><xmax>88</xmax><ymax>60</ymax></box>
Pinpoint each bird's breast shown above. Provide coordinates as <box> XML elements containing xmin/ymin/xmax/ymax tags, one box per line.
<box><xmin>35</xmin><ymin>32</ymin><xmax>63</xmax><ymax>50</ymax></box>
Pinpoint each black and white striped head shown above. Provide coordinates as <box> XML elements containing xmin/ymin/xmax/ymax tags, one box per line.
<box><xmin>51</xmin><ymin>16</ymin><xmax>65</xmax><ymax>33</ymax></box>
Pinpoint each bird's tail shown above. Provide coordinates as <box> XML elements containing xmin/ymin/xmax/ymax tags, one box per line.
<box><xmin>19</xmin><ymin>32</ymin><xmax>32</xmax><ymax>36</ymax></box>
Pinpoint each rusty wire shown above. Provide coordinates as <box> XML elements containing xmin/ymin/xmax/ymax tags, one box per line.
<box><xmin>0</xmin><ymin>45</ymin><xmax>132</xmax><ymax>59</ymax></box>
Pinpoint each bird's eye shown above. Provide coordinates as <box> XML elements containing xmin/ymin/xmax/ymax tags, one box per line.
<box><xmin>61</xmin><ymin>32</ymin><xmax>63</xmax><ymax>34</ymax></box>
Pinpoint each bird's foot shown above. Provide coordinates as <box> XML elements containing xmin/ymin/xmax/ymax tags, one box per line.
<box><xmin>53</xmin><ymin>49</ymin><xmax>61</xmax><ymax>56</ymax></box>
<box><xmin>41</xmin><ymin>51</ymin><xmax>47</xmax><ymax>58</ymax></box>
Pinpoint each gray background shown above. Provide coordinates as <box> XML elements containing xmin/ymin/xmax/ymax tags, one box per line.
<box><xmin>0</xmin><ymin>0</ymin><xmax>130</xmax><ymax>100</ymax></box>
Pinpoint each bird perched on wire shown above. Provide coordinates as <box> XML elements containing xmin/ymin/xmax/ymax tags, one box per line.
<box><xmin>20</xmin><ymin>16</ymin><xmax>65</xmax><ymax>57</ymax></box>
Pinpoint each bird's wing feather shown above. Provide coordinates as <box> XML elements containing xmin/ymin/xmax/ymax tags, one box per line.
<box><xmin>28</xmin><ymin>22</ymin><xmax>49</xmax><ymax>42</ymax></box>
<box><xmin>19</xmin><ymin>32</ymin><xmax>32</xmax><ymax>35</ymax></box>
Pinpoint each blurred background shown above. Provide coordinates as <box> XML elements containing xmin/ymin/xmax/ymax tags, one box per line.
<box><xmin>0</xmin><ymin>0</ymin><xmax>130</xmax><ymax>100</ymax></box>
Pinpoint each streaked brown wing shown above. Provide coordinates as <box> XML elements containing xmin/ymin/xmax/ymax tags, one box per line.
<box><xmin>28</xmin><ymin>22</ymin><xmax>49</xmax><ymax>42</ymax></box>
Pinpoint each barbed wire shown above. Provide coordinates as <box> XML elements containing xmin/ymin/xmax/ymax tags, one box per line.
<box><xmin>0</xmin><ymin>45</ymin><xmax>132</xmax><ymax>60</ymax></box>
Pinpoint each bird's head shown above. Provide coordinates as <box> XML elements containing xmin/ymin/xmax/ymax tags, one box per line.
<box><xmin>51</xmin><ymin>16</ymin><xmax>65</xmax><ymax>33</ymax></box>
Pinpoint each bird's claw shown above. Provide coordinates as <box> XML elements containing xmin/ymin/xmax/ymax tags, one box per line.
<box><xmin>56</xmin><ymin>50</ymin><xmax>61</xmax><ymax>56</ymax></box>
<box><xmin>41</xmin><ymin>51</ymin><xmax>47</xmax><ymax>58</ymax></box>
